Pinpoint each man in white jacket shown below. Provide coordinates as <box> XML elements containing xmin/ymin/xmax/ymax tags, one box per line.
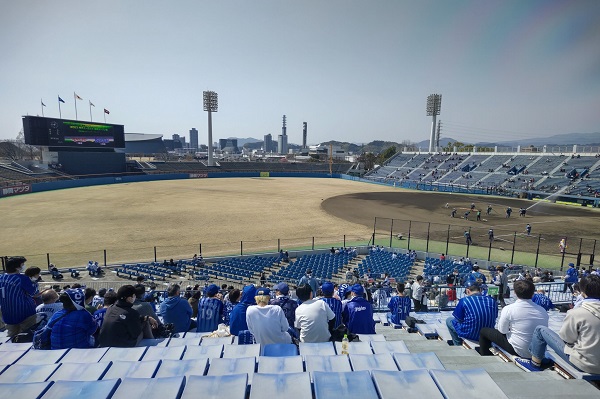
<box><xmin>515</xmin><ymin>275</ymin><xmax>600</xmax><ymax>373</ymax></box>
<box><xmin>478</xmin><ymin>280</ymin><xmax>548</xmax><ymax>357</ymax></box>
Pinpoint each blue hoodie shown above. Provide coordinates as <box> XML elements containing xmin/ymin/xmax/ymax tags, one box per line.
<box><xmin>159</xmin><ymin>295</ymin><xmax>192</xmax><ymax>333</ymax></box>
<box><xmin>229</xmin><ymin>285</ymin><xmax>256</xmax><ymax>335</ymax></box>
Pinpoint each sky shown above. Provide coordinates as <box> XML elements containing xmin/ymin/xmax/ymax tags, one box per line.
<box><xmin>1</xmin><ymin>0</ymin><xmax>599</xmax><ymax>146</ymax></box>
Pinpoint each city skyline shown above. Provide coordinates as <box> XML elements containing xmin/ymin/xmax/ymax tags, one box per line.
<box><xmin>1</xmin><ymin>1</ymin><xmax>599</xmax><ymax>146</ymax></box>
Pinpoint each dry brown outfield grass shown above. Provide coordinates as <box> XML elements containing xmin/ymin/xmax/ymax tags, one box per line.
<box><xmin>2</xmin><ymin>177</ymin><xmax>598</xmax><ymax>269</ymax></box>
<box><xmin>0</xmin><ymin>178</ymin><xmax>398</xmax><ymax>267</ymax></box>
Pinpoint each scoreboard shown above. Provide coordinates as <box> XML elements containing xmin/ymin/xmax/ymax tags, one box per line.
<box><xmin>23</xmin><ymin>116</ymin><xmax>125</xmax><ymax>148</ymax></box>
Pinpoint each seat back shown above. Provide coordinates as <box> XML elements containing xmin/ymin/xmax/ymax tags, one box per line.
<box><xmin>262</xmin><ymin>343</ymin><xmax>298</xmax><ymax>357</ymax></box>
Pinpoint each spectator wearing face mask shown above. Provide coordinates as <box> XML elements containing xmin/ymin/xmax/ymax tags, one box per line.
<box><xmin>0</xmin><ymin>256</ymin><xmax>38</xmax><ymax>338</ymax></box>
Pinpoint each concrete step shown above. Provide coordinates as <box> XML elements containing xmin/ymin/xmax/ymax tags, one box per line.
<box><xmin>495</xmin><ymin>379</ymin><xmax>600</xmax><ymax>399</ymax></box>
<box><xmin>438</xmin><ymin>355</ymin><xmax>519</xmax><ymax>373</ymax></box>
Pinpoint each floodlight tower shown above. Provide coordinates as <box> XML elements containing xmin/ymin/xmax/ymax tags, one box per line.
<box><xmin>203</xmin><ymin>90</ymin><xmax>218</xmax><ymax>166</ymax></box>
<box><xmin>426</xmin><ymin>94</ymin><xmax>442</xmax><ymax>153</ymax></box>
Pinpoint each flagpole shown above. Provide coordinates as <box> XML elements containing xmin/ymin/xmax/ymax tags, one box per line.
<box><xmin>104</xmin><ymin>112</ymin><xmax>106</xmax><ymax>123</ymax></box>
<box><xmin>41</xmin><ymin>99</ymin><xmax>44</xmax><ymax>117</ymax></box>
<box><xmin>74</xmin><ymin>92</ymin><xmax>78</xmax><ymax>120</ymax></box>
<box><xmin>89</xmin><ymin>102</ymin><xmax>93</xmax><ymax>121</ymax></box>
<box><xmin>58</xmin><ymin>98</ymin><xmax>62</xmax><ymax>119</ymax></box>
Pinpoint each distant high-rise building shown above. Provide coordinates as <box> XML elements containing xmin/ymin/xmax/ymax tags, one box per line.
<box><xmin>189</xmin><ymin>128</ymin><xmax>198</xmax><ymax>149</ymax></box>
<box><xmin>278</xmin><ymin>115</ymin><xmax>288</xmax><ymax>154</ymax></box>
<box><xmin>264</xmin><ymin>133</ymin><xmax>273</xmax><ymax>153</ymax></box>
<box><xmin>219</xmin><ymin>138</ymin><xmax>239</xmax><ymax>153</ymax></box>
<box><xmin>172</xmin><ymin>134</ymin><xmax>180</xmax><ymax>141</ymax></box>
<box><xmin>302</xmin><ymin>122</ymin><xmax>307</xmax><ymax>149</ymax></box>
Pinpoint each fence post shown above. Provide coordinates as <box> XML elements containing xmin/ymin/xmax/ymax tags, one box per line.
<box><xmin>511</xmin><ymin>232</ymin><xmax>516</xmax><ymax>264</ymax></box>
<box><xmin>487</xmin><ymin>238</ymin><xmax>492</xmax><ymax>261</ymax></box>
<box><xmin>312</xmin><ymin>237</ymin><xmax>315</xmax><ymax>251</ymax></box>
<box><xmin>577</xmin><ymin>238</ymin><xmax>583</xmax><ymax>266</ymax></box>
<box><xmin>535</xmin><ymin>235</ymin><xmax>541</xmax><ymax>267</ymax></box>
<box><xmin>466</xmin><ymin>227</ymin><xmax>471</xmax><ymax>258</ymax></box>
<box><xmin>344</xmin><ymin>235</ymin><xmax>346</xmax><ymax>248</ymax></box>
<box><xmin>426</xmin><ymin>222</ymin><xmax>430</xmax><ymax>253</ymax></box>
<box><xmin>389</xmin><ymin>219</ymin><xmax>394</xmax><ymax>248</ymax></box>
<box><xmin>47</xmin><ymin>253</ymin><xmax>51</xmax><ymax>269</ymax></box>
<box><xmin>445</xmin><ymin>225</ymin><xmax>450</xmax><ymax>255</ymax></box>
<box><xmin>154</xmin><ymin>246</ymin><xmax>157</xmax><ymax>262</ymax></box>
<box><xmin>591</xmin><ymin>239</ymin><xmax>597</xmax><ymax>266</ymax></box>
<box><xmin>103</xmin><ymin>249</ymin><xmax>107</xmax><ymax>267</ymax></box>
<box><xmin>240</xmin><ymin>241</ymin><xmax>243</xmax><ymax>256</ymax></box>
<box><xmin>407</xmin><ymin>221</ymin><xmax>412</xmax><ymax>250</ymax></box>
<box><xmin>560</xmin><ymin>237</ymin><xmax>567</xmax><ymax>271</ymax></box>
<box><xmin>373</xmin><ymin>217</ymin><xmax>377</xmax><ymax>243</ymax></box>
<box><xmin>278</xmin><ymin>239</ymin><xmax>280</xmax><ymax>252</ymax></box>
<box><xmin>199</xmin><ymin>243</ymin><xmax>202</xmax><ymax>255</ymax></box>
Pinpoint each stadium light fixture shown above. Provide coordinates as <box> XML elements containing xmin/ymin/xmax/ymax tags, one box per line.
<box><xmin>203</xmin><ymin>91</ymin><xmax>218</xmax><ymax>166</ymax></box>
<box><xmin>426</xmin><ymin>94</ymin><xmax>442</xmax><ymax>153</ymax></box>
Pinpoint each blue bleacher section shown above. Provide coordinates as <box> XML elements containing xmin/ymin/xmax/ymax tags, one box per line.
<box><xmin>357</xmin><ymin>251</ymin><xmax>413</xmax><ymax>282</ymax></box>
<box><xmin>268</xmin><ymin>252</ymin><xmax>355</xmax><ymax>284</ymax></box>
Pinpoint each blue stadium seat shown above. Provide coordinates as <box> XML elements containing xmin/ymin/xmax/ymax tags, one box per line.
<box><xmin>180</xmin><ymin>374</ymin><xmax>248</xmax><ymax>399</ymax></box>
<box><xmin>313</xmin><ymin>370</ymin><xmax>379</xmax><ymax>399</ymax></box>
<box><xmin>334</xmin><ymin>341</ymin><xmax>373</xmax><ymax>355</ymax></box>
<box><xmin>59</xmin><ymin>347</ymin><xmax>109</xmax><ymax>363</ymax></box>
<box><xmin>372</xmin><ymin>369</ymin><xmax>444</xmax><ymax>399</ymax></box>
<box><xmin>298</xmin><ymin>342</ymin><xmax>336</xmax><ymax>357</ymax></box>
<box><xmin>233</xmin><ymin>330</ymin><xmax>255</xmax><ymax>345</ymax></box>
<box><xmin>154</xmin><ymin>358</ymin><xmax>208</xmax><ymax>378</ymax></box>
<box><xmin>207</xmin><ymin>357</ymin><xmax>256</xmax><ymax>384</ymax></box>
<box><xmin>15</xmin><ymin>348</ymin><xmax>68</xmax><ymax>365</ymax></box>
<box><xmin>223</xmin><ymin>343</ymin><xmax>260</xmax><ymax>358</ymax></box>
<box><xmin>141</xmin><ymin>346</ymin><xmax>185</xmax><ymax>361</ymax></box>
<box><xmin>0</xmin><ymin>363</ymin><xmax>59</xmax><ymax>383</ymax></box>
<box><xmin>100</xmin><ymin>346</ymin><xmax>147</xmax><ymax>362</ymax></box>
<box><xmin>182</xmin><ymin>344</ymin><xmax>223</xmax><ymax>360</ymax></box>
<box><xmin>111</xmin><ymin>377</ymin><xmax>185</xmax><ymax>399</ymax></box>
<box><xmin>261</xmin><ymin>343</ymin><xmax>298</xmax><ymax>357</ymax></box>
<box><xmin>200</xmin><ymin>336</ymin><xmax>233</xmax><ymax>346</ymax></box>
<box><xmin>0</xmin><ymin>381</ymin><xmax>52</xmax><ymax>398</ymax></box>
<box><xmin>304</xmin><ymin>355</ymin><xmax>351</xmax><ymax>374</ymax></box>
<box><xmin>250</xmin><ymin>372</ymin><xmax>311</xmax><ymax>398</ymax></box>
<box><xmin>257</xmin><ymin>355</ymin><xmax>304</xmax><ymax>374</ymax></box>
<box><xmin>40</xmin><ymin>379</ymin><xmax>120</xmax><ymax>399</ymax></box>
<box><xmin>101</xmin><ymin>360</ymin><xmax>160</xmax><ymax>380</ymax></box>
<box><xmin>349</xmin><ymin>353</ymin><xmax>399</xmax><ymax>371</ymax></box>
<box><xmin>50</xmin><ymin>361</ymin><xmax>112</xmax><ymax>381</ymax></box>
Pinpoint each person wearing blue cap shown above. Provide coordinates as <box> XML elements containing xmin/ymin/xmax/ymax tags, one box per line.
<box><xmin>160</xmin><ymin>284</ymin><xmax>197</xmax><ymax>334</ymax></box>
<box><xmin>246</xmin><ymin>287</ymin><xmax>292</xmax><ymax>345</ymax></box>
<box><xmin>196</xmin><ymin>284</ymin><xmax>224</xmax><ymax>333</ymax></box>
<box><xmin>563</xmin><ymin>263</ymin><xmax>578</xmax><ymax>294</ymax></box>
<box><xmin>342</xmin><ymin>284</ymin><xmax>375</xmax><ymax>334</ymax></box>
<box><xmin>320</xmin><ymin>282</ymin><xmax>342</xmax><ymax>328</ymax></box>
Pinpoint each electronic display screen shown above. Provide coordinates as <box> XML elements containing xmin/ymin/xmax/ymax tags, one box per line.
<box><xmin>23</xmin><ymin>116</ymin><xmax>125</xmax><ymax>148</ymax></box>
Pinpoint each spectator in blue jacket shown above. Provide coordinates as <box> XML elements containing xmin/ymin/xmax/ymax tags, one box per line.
<box><xmin>531</xmin><ymin>289</ymin><xmax>554</xmax><ymax>311</ymax></box>
<box><xmin>0</xmin><ymin>256</ymin><xmax>38</xmax><ymax>338</ymax></box>
<box><xmin>229</xmin><ymin>285</ymin><xmax>256</xmax><ymax>335</ymax></box>
<box><xmin>49</xmin><ymin>288</ymin><xmax>98</xmax><ymax>349</ymax></box>
<box><xmin>320</xmin><ymin>282</ymin><xmax>342</xmax><ymax>328</ymax></box>
<box><xmin>160</xmin><ymin>284</ymin><xmax>197</xmax><ymax>334</ymax></box>
<box><xmin>387</xmin><ymin>282</ymin><xmax>412</xmax><ymax>325</ymax></box>
<box><xmin>196</xmin><ymin>284</ymin><xmax>224</xmax><ymax>333</ymax></box>
<box><xmin>563</xmin><ymin>263</ymin><xmax>578</xmax><ymax>293</ymax></box>
<box><xmin>446</xmin><ymin>284</ymin><xmax>498</xmax><ymax>346</ymax></box>
<box><xmin>343</xmin><ymin>284</ymin><xmax>375</xmax><ymax>334</ymax></box>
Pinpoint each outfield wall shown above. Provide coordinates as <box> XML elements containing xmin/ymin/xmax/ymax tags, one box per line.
<box><xmin>0</xmin><ymin>172</ymin><xmax>341</xmax><ymax>197</ymax></box>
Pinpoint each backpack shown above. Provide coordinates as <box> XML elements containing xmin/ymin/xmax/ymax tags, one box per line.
<box><xmin>278</xmin><ymin>297</ymin><xmax>298</xmax><ymax>325</ymax></box>
<box><xmin>33</xmin><ymin>312</ymin><xmax>68</xmax><ymax>350</ymax></box>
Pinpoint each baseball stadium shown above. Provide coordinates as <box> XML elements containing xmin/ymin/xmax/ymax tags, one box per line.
<box><xmin>1</xmin><ymin>116</ymin><xmax>600</xmax><ymax>398</ymax></box>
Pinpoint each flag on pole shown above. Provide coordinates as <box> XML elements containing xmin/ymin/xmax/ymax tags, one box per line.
<box><xmin>41</xmin><ymin>100</ymin><xmax>46</xmax><ymax>107</ymax></box>
<box><xmin>89</xmin><ymin>101</ymin><xmax>95</xmax><ymax>107</ymax></box>
<box><xmin>58</xmin><ymin>96</ymin><xmax>65</xmax><ymax>103</ymax></box>
<box><xmin>75</xmin><ymin>92</ymin><xmax>83</xmax><ymax>100</ymax></box>
<box><xmin>104</xmin><ymin>108</ymin><xmax>110</xmax><ymax>114</ymax></box>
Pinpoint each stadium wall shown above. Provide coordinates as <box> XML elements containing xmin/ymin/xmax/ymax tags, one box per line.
<box><xmin>10</xmin><ymin>172</ymin><xmax>341</xmax><ymax>196</ymax></box>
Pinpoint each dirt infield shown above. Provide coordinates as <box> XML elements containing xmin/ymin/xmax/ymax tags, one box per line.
<box><xmin>1</xmin><ymin>178</ymin><xmax>598</xmax><ymax>269</ymax></box>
